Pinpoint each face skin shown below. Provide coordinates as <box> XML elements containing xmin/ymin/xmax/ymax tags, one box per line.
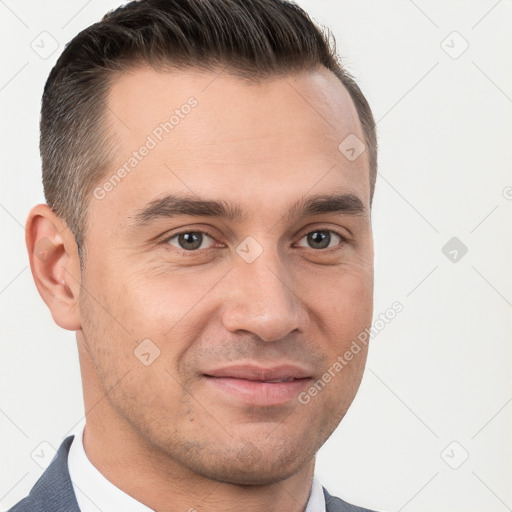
<box><xmin>26</xmin><ymin>65</ymin><xmax>374</xmax><ymax>512</ymax></box>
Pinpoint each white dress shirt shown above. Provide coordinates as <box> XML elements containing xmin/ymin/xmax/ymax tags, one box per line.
<box><xmin>68</xmin><ymin>424</ymin><xmax>326</xmax><ymax>512</ymax></box>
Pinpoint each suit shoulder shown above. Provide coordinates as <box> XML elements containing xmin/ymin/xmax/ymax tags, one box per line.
<box><xmin>6</xmin><ymin>436</ymin><xmax>78</xmax><ymax>512</ymax></box>
<box><xmin>323</xmin><ymin>486</ymin><xmax>380</xmax><ymax>512</ymax></box>
<box><xmin>6</xmin><ymin>496</ymin><xmax>33</xmax><ymax>512</ymax></box>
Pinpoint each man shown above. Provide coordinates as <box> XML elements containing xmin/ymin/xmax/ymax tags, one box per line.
<box><xmin>12</xmin><ymin>0</ymin><xmax>378</xmax><ymax>510</ymax></box>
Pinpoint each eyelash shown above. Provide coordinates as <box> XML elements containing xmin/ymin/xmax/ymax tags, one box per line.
<box><xmin>160</xmin><ymin>227</ymin><xmax>348</xmax><ymax>254</ymax></box>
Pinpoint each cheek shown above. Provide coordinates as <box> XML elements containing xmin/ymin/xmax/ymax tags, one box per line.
<box><xmin>305</xmin><ymin>263</ymin><xmax>373</xmax><ymax>334</ymax></box>
<box><xmin>99</xmin><ymin>269</ymin><xmax>224</xmax><ymax>386</ymax></box>
<box><xmin>80</xmin><ymin>281</ymin><xmax>190</xmax><ymax>416</ymax></box>
<box><xmin>116</xmin><ymin>263</ymin><xmax>224</xmax><ymax>326</ymax></box>
<box><xmin>82</xmin><ymin>250</ymin><xmax>228</xmax><ymax>372</ymax></box>
<box><xmin>305</xmin><ymin>265</ymin><xmax>373</xmax><ymax>407</ymax></box>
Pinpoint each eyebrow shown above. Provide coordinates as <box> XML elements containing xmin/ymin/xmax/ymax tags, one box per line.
<box><xmin>130</xmin><ymin>191</ymin><xmax>366</xmax><ymax>227</ymax></box>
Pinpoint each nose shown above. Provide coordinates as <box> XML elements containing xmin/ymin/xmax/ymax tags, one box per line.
<box><xmin>220</xmin><ymin>247</ymin><xmax>308</xmax><ymax>342</ymax></box>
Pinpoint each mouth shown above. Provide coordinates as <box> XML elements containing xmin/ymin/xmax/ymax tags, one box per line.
<box><xmin>202</xmin><ymin>364</ymin><xmax>313</xmax><ymax>406</ymax></box>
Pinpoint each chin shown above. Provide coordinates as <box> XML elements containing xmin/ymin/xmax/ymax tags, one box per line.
<box><xmin>199</xmin><ymin>458</ymin><xmax>306</xmax><ymax>486</ymax></box>
<box><xmin>175</xmin><ymin>437</ymin><xmax>313</xmax><ymax>486</ymax></box>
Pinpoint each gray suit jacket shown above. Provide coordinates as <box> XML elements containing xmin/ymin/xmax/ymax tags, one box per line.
<box><xmin>8</xmin><ymin>436</ymin><xmax>376</xmax><ymax>512</ymax></box>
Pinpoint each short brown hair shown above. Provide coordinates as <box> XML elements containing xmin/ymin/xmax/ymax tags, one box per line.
<box><xmin>41</xmin><ymin>0</ymin><xmax>377</xmax><ymax>265</ymax></box>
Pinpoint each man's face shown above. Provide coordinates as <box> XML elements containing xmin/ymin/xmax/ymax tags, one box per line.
<box><xmin>78</xmin><ymin>66</ymin><xmax>374</xmax><ymax>484</ymax></box>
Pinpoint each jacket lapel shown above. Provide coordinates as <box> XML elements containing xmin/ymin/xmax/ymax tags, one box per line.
<box><xmin>323</xmin><ymin>486</ymin><xmax>377</xmax><ymax>512</ymax></box>
<box><xmin>8</xmin><ymin>436</ymin><xmax>80</xmax><ymax>512</ymax></box>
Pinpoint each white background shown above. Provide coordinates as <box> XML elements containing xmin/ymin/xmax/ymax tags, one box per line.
<box><xmin>1</xmin><ymin>1</ymin><xmax>511</xmax><ymax>511</ymax></box>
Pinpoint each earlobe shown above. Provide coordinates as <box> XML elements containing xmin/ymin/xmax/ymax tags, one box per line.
<box><xmin>26</xmin><ymin>204</ymin><xmax>82</xmax><ymax>331</ymax></box>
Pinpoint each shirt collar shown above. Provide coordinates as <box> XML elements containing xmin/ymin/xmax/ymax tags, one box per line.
<box><xmin>68</xmin><ymin>423</ymin><xmax>325</xmax><ymax>512</ymax></box>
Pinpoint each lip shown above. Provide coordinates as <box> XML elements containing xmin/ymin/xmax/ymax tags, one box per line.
<box><xmin>203</xmin><ymin>364</ymin><xmax>313</xmax><ymax>406</ymax></box>
<box><xmin>204</xmin><ymin>364</ymin><xmax>311</xmax><ymax>381</ymax></box>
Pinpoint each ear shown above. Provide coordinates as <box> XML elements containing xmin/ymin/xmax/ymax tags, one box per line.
<box><xmin>26</xmin><ymin>204</ymin><xmax>82</xmax><ymax>331</ymax></box>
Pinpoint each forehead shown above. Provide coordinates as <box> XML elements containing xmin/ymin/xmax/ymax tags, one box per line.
<box><xmin>94</xmin><ymin>66</ymin><xmax>369</xmax><ymax>227</ymax></box>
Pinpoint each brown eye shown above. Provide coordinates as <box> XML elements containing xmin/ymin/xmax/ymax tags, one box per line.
<box><xmin>166</xmin><ymin>231</ymin><xmax>215</xmax><ymax>251</ymax></box>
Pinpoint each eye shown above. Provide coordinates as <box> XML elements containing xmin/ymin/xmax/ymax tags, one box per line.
<box><xmin>164</xmin><ymin>231</ymin><xmax>217</xmax><ymax>251</ymax></box>
<box><xmin>296</xmin><ymin>229</ymin><xmax>346</xmax><ymax>250</ymax></box>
